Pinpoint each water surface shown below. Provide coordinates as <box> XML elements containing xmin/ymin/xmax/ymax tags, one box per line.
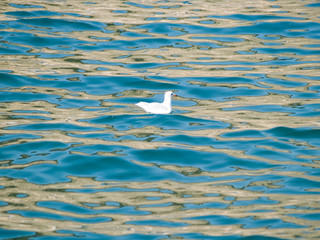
<box><xmin>0</xmin><ymin>0</ymin><xmax>320</xmax><ymax>239</ymax></box>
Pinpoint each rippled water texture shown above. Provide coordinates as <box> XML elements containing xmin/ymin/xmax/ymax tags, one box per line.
<box><xmin>1</xmin><ymin>0</ymin><xmax>320</xmax><ymax>239</ymax></box>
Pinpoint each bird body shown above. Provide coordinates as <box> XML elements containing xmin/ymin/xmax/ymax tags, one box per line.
<box><xmin>135</xmin><ymin>91</ymin><xmax>176</xmax><ymax>114</ymax></box>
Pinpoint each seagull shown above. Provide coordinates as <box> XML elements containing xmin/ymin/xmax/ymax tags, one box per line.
<box><xmin>135</xmin><ymin>91</ymin><xmax>177</xmax><ymax>114</ymax></box>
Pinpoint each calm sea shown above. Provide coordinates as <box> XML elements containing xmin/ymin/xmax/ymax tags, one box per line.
<box><xmin>0</xmin><ymin>0</ymin><xmax>320</xmax><ymax>239</ymax></box>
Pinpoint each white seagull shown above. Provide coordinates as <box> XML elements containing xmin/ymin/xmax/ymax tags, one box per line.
<box><xmin>135</xmin><ymin>91</ymin><xmax>177</xmax><ymax>114</ymax></box>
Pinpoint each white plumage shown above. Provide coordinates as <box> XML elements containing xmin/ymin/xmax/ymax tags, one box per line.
<box><xmin>135</xmin><ymin>91</ymin><xmax>176</xmax><ymax>114</ymax></box>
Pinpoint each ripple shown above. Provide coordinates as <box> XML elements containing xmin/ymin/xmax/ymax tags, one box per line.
<box><xmin>85</xmin><ymin>114</ymin><xmax>229</xmax><ymax>131</ymax></box>
<box><xmin>1</xmin><ymin>1</ymin><xmax>320</xmax><ymax>239</ymax></box>
<box><xmin>8</xmin><ymin>209</ymin><xmax>111</xmax><ymax>223</ymax></box>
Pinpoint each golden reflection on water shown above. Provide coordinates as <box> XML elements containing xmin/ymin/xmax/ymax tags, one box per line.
<box><xmin>2</xmin><ymin>0</ymin><xmax>320</xmax><ymax>78</ymax></box>
<box><xmin>0</xmin><ymin>176</ymin><xmax>319</xmax><ymax>238</ymax></box>
<box><xmin>1</xmin><ymin>0</ymin><xmax>320</xmax><ymax>239</ymax></box>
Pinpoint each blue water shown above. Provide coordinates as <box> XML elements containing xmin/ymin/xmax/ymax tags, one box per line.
<box><xmin>0</xmin><ymin>1</ymin><xmax>320</xmax><ymax>239</ymax></box>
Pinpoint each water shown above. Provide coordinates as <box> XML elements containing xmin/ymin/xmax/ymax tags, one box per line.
<box><xmin>0</xmin><ymin>0</ymin><xmax>320</xmax><ymax>239</ymax></box>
